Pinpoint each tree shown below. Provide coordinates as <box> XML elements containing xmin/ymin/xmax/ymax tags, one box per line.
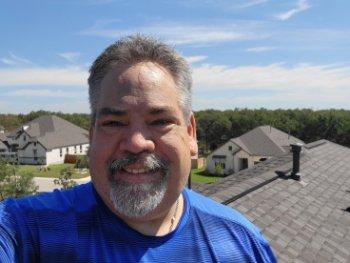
<box><xmin>0</xmin><ymin>158</ymin><xmax>38</xmax><ymax>201</ymax></box>
<box><xmin>53</xmin><ymin>167</ymin><xmax>77</xmax><ymax>190</ymax></box>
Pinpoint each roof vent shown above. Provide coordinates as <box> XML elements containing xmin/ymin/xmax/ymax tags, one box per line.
<box><xmin>290</xmin><ymin>143</ymin><xmax>303</xmax><ymax>181</ymax></box>
<box><xmin>343</xmin><ymin>207</ymin><xmax>350</xmax><ymax>213</ymax></box>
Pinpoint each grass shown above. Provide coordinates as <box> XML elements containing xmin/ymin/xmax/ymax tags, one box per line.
<box><xmin>17</xmin><ymin>164</ymin><xmax>89</xmax><ymax>179</ymax></box>
<box><xmin>17</xmin><ymin>165</ymin><xmax>217</xmax><ymax>183</ymax></box>
<box><xmin>191</xmin><ymin>168</ymin><xmax>219</xmax><ymax>184</ymax></box>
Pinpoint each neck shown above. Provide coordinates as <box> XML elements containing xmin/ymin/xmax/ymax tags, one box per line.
<box><xmin>124</xmin><ymin>194</ymin><xmax>184</xmax><ymax>236</ymax></box>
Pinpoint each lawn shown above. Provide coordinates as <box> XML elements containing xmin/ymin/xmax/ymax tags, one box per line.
<box><xmin>18</xmin><ymin>165</ymin><xmax>217</xmax><ymax>183</ymax></box>
<box><xmin>190</xmin><ymin>169</ymin><xmax>219</xmax><ymax>184</ymax></box>
<box><xmin>18</xmin><ymin>164</ymin><xmax>89</xmax><ymax>179</ymax></box>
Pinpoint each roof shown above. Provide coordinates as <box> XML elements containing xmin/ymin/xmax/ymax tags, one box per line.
<box><xmin>0</xmin><ymin>133</ymin><xmax>7</xmax><ymax>142</ymax></box>
<box><xmin>193</xmin><ymin>140</ymin><xmax>350</xmax><ymax>262</ymax></box>
<box><xmin>0</xmin><ymin>140</ymin><xmax>7</xmax><ymax>150</ymax></box>
<box><xmin>18</xmin><ymin>115</ymin><xmax>89</xmax><ymax>150</ymax></box>
<box><xmin>231</xmin><ymin>125</ymin><xmax>304</xmax><ymax>157</ymax></box>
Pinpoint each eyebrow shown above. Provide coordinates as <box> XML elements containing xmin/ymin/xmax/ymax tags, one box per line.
<box><xmin>97</xmin><ymin>107</ymin><xmax>127</xmax><ymax>117</ymax></box>
<box><xmin>96</xmin><ymin>106</ymin><xmax>176</xmax><ymax>118</ymax></box>
<box><xmin>149</xmin><ymin>106</ymin><xmax>175</xmax><ymax>115</ymax></box>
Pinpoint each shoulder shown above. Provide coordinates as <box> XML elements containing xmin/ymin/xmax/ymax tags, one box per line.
<box><xmin>185</xmin><ymin>188</ymin><xmax>261</xmax><ymax>235</ymax></box>
<box><xmin>2</xmin><ymin>182</ymin><xmax>94</xmax><ymax>215</ymax></box>
<box><xmin>184</xmin><ymin>189</ymin><xmax>276</xmax><ymax>262</ymax></box>
<box><xmin>185</xmin><ymin>189</ymin><xmax>267</xmax><ymax>243</ymax></box>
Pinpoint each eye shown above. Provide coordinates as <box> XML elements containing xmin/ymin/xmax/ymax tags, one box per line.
<box><xmin>100</xmin><ymin>120</ymin><xmax>126</xmax><ymax>127</ymax></box>
<box><xmin>150</xmin><ymin>119</ymin><xmax>173</xmax><ymax>126</ymax></box>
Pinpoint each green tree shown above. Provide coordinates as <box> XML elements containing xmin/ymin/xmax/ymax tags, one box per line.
<box><xmin>54</xmin><ymin>167</ymin><xmax>77</xmax><ymax>190</ymax></box>
<box><xmin>0</xmin><ymin>158</ymin><xmax>38</xmax><ymax>201</ymax></box>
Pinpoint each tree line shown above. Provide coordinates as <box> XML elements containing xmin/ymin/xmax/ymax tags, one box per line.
<box><xmin>1</xmin><ymin>109</ymin><xmax>350</xmax><ymax>155</ymax></box>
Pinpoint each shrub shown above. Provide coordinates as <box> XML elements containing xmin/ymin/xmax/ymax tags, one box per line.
<box><xmin>75</xmin><ymin>155</ymin><xmax>89</xmax><ymax>169</ymax></box>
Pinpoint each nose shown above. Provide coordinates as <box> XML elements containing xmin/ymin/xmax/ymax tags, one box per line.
<box><xmin>119</xmin><ymin>126</ymin><xmax>155</xmax><ymax>154</ymax></box>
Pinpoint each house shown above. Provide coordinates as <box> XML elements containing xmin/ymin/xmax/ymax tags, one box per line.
<box><xmin>0</xmin><ymin>134</ymin><xmax>7</xmax><ymax>153</ymax></box>
<box><xmin>194</xmin><ymin>140</ymin><xmax>350</xmax><ymax>262</ymax></box>
<box><xmin>9</xmin><ymin>115</ymin><xmax>89</xmax><ymax>165</ymax></box>
<box><xmin>0</xmin><ymin>125</ymin><xmax>4</xmax><ymax>134</ymax></box>
<box><xmin>206</xmin><ymin>125</ymin><xmax>304</xmax><ymax>175</ymax></box>
<box><xmin>0</xmin><ymin>133</ymin><xmax>17</xmax><ymax>163</ymax></box>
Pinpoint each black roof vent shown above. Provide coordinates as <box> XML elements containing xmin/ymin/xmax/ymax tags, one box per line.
<box><xmin>290</xmin><ymin>143</ymin><xmax>303</xmax><ymax>181</ymax></box>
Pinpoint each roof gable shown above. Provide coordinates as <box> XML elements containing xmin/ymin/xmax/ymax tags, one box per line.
<box><xmin>19</xmin><ymin>115</ymin><xmax>89</xmax><ymax>150</ymax></box>
<box><xmin>233</xmin><ymin>125</ymin><xmax>304</xmax><ymax>157</ymax></box>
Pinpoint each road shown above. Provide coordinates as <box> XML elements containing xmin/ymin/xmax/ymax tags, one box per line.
<box><xmin>33</xmin><ymin>176</ymin><xmax>91</xmax><ymax>192</ymax></box>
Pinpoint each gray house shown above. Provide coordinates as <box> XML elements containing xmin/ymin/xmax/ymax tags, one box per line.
<box><xmin>206</xmin><ymin>125</ymin><xmax>304</xmax><ymax>175</ymax></box>
<box><xmin>10</xmin><ymin>115</ymin><xmax>89</xmax><ymax>165</ymax></box>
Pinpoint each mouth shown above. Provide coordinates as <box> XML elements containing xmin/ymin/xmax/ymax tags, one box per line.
<box><xmin>115</xmin><ymin>166</ymin><xmax>161</xmax><ymax>184</ymax></box>
<box><xmin>122</xmin><ymin>166</ymin><xmax>153</xmax><ymax>174</ymax></box>
<box><xmin>108</xmin><ymin>153</ymin><xmax>169</xmax><ymax>185</ymax></box>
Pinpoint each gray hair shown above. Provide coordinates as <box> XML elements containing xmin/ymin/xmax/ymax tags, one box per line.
<box><xmin>88</xmin><ymin>34</ymin><xmax>193</xmax><ymax>123</ymax></box>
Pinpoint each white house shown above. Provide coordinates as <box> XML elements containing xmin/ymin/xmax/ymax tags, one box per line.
<box><xmin>206</xmin><ymin>125</ymin><xmax>304</xmax><ymax>175</ymax></box>
<box><xmin>10</xmin><ymin>115</ymin><xmax>89</xmax><ymax>165</ymax></box>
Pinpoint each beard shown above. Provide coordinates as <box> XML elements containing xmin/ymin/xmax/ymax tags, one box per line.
<box><xmin>108</xmin><ymin>153</ymin><xmax>169</xmax><ymax>218</ymax></box>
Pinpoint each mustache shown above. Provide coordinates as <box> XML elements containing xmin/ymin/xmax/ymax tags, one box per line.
<box><xmin>108</xmin><ymin>153</ymin><xmax>169</xmax><ymax>175</ymax></box>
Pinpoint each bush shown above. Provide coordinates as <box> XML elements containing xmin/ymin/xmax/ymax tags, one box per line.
<box><xmin>53</xmin><ymin>167</ymin><xmax>77</xmax><ymax>190</ymax></box>
<box><xmin>0</xmin><ymin>157</ymin><xmax>38</xmax><ymax>200</ymax></box>
<box><xmin>214</xmin><ymin>163</ymin><xmax>223</xmax><ymax>175</ymax></box>
<box><xmin>75</xmin><ymin>155</ymin><xmax>89</xmax><ymax>169</ymax></box>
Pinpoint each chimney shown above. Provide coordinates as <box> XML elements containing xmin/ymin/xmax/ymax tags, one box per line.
<box><xmin>290</xmin><ymin>143</ymin><xmax>302</xmax><ymax>181</ymax></box>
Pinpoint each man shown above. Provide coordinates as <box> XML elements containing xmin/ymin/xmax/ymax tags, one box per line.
<box><xmin>0</xmin><ymin>35</ymin><xmax>276</xmax><ymax>262</ymax></box>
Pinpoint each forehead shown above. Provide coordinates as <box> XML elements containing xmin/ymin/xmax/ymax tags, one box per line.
<box><xmin>98</xmin><ymin>62</ymin><xmax>180</xmax><ymax>109</ymax></box>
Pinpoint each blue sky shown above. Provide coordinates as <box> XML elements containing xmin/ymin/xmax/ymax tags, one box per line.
<box><xmin>1</xmin><ymin>0</ymin><xmax>350</xmax><ymax>113</ymax></box>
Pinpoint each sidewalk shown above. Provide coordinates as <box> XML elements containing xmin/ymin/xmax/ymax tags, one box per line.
<box><xmin>33</xmin><ymin>176</ymin><xmax>91</xmax><ymax>192</ymax></box>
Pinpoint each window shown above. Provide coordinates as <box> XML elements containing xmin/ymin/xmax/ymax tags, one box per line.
<box><xmin>34</xmin><ymin>142</ymin><xmax>37</xmax><ymax>147</ymax></box>
<box><xmin>66</xmin><ymin>147</ymin><xmax>69</xmax><ymax>154</ymax></box>
<box><xmin>23</xmin><ymin>135</ymin><xmax>26</xmax><ymax>141</ymax></box>
<box><xmin>80</xmin><ymin>145</ymin><xmax>82</xmax><ymax>153</ymax></box>
<box><xmin>33</xmin><ymin>149</ymin><xmax>37</xmax><ymax>161</ymax></box>
<box><xmin>74</xmin><ymin>146</ymin><xmax>77</xmax><ymax>154</ymax></box>
<box><xmin>60</xmin><ymin>148</ymin><xmax>62</xmax><ymax>157</ymax></box>
<box><xmin>228</xmin><ymin>146</ymin><xmax>232</xmax><ymax>151</ymax></box>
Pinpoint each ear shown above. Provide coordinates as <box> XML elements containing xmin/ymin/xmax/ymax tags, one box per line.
<box><xmin>89</xmin><ymin>125</ymin><xmax>94</xmax><ymax>143</ymax></box>
<box><xmin>88</xmin><ymin>124</ymin><xmax>95</xmax><ymax>157</ymax></box>
<box><xmin>187</xmin><ymin>112</ymin><xmax>198</xmax><ymax>157</ymax></box>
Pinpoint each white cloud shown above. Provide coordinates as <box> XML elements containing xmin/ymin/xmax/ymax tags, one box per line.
<box><xmin>40</xmin><ymin>101</ymin><xmax>90</xmax><ymax>113</ymax></box>
<box><xmin>79</xmin><ymin>21</ymin><xmax>267</xmax><ymax>45</ymax></box>
<box><xmin>0</xmin><ymin>66</ymin><xmax>88</xmax><ymax>86</ymax></box>
<box><xmin>5</xmin><ymin>89</ymin><xmax>85</xmax><ymax>98</ymax></box>
<box><xmin>57</xmin><ymin>52</ymin><xmax>81</xmax><ymax>63</ymax></box>
<box><xmin>184</xmin><ymin>56</ymin><xmax>207</xmax><ymax>63</ymax></box>
<box><xmin>191</xmin><ymin>63</ymin><xmax>350</xmax><ymax>109</ymax></box>
<box><xmin>1</xmin><ymin>52</ymin><xmax>32</xmax><ymax>66</ymax></box>
<box><xmin>193</xmin><ymin>63</ymin><xmax>350</xmax><ymax>91</ymax></box>
<box><xmin>275</xmin><ymin>0</ymin><xmax>311</xmax><ymax>21</ymax></box>
<box><xmin>245</xmin><ymin>46</ymin><xmax>275</xmax><ymax>52</ymax></box>
<box><xmin>237</xmin><ymin>0</ymin><xmax>269</xmax><ymax>8</ymax></box>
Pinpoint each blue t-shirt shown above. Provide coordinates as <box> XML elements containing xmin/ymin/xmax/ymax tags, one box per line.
<box><xmin>0</xmin><ymin>183</ymin><xmax>276</xmax><ymax>262</ymax></box>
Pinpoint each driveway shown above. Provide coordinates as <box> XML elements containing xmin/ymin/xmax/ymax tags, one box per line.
<box><xmin>34</xmin><ymin>176</ymin><xmax>91</xmax><ymax>192</ymax></box>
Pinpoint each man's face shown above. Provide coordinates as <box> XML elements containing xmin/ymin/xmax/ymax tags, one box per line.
<box><xmin>89</xmin><ymin>61</ymin><xmax>197</xmax><ymax>220</ymax></box>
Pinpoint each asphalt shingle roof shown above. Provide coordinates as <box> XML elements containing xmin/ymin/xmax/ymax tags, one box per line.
<box><xmin>194</xmin><ymin>140</ymin><xmax>350</xmax><ymax>262</ymax></box>
<box><xmin>232</xmin><ymin>125</ymin><xmax>304</xmax><ymax>157</ymax></box>
<box><xmin>0</xmin><ymin>140</ymin><xmax>7</xmax><ymax>150</ymax></box>
<box><xmin>20</xmin><ymin>115</ymin><xmax>89</xmax><ymax>150</ymax></box>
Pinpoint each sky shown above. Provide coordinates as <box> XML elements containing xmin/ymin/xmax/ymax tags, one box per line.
<box><xmin>0</xmin><ymin>0</ymin><xmax>350</xmax><ymax>114</ymax></box>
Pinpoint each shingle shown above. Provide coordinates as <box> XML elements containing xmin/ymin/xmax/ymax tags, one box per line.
<box><xmin>195</xmin><ymin>140</ymin><xmax>350</xmax><ymax>262</ymax></box>
<box><xmin>17</xmin><ymin>115</ymin><xmax>89</xmax><ymax>150</ymax></box>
